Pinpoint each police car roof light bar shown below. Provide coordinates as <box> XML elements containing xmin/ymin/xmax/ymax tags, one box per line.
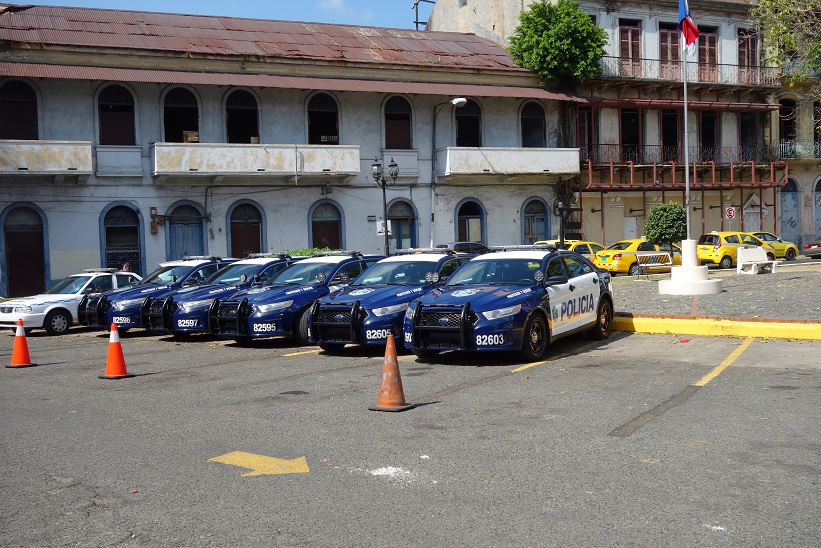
<box><xmin>246</xmin><ymin>253</ymin><xmax>291</xmax><ymax>259</ymax></box>
<box><xmin>393</xmin><ymin>248</ymin><xmax>454</xmax><ymax>255</ymax></box>
<box><xmin>489</xmin><ymin>244</ymin><xmax>556</xmax><ymax>252</ymax></box>
<box><xmin>82</xmin><ymin>268</ymin><xmax>119</xmax><ymax>273</ymax></box>
<box><xmin>182</xmin><ymin>255</ymin><xmax>226</xmax><ymax>261</ymax></box>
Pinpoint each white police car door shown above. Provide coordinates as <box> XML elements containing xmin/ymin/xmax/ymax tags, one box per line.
<box><xmin>560</xmin><ymin>254</ymin><xmax>600</xmax><ymax>332</ymax></box>
<box><xmin>545</xmin><ymin>255</ymin><xmax>600</xmax><ymax>335</ymax></box>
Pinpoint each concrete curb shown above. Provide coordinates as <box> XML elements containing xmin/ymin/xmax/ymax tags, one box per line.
<box><xmin>613</xmin><ymin>313</ymin><xmax>821</xmax><ymax>340</ymax></box>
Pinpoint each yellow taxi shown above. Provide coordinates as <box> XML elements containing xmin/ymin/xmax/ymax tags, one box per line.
<box><xmin>747</xmin><ymin>231</ymin><xmax>799</xmax><ymax>261</ymax></box>
<box><xmin>533</xmin><ymin>239</ymin><xmax>606</xmax><ymax>259</ymax></box>
<box><xmin>696</xmin><ymin>231</ymin><xmax>773</xmax><ymax>269</ymax></box>
<box><xmin>592</xmin><ymin>238</ymin><xmax>682</xmax><ymax>276</ymax></box>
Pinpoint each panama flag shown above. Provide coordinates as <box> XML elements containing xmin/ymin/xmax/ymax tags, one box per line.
<box><xmin>679</xmin><ymin>0</ymin><xmax>699</xmax><ymax>54</ymax></box>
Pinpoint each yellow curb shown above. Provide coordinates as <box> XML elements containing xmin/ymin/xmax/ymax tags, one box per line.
<box><xmin>613</xmin><ymin>316</ymin><xmax>821</xmax><ymax>340</ymax></box>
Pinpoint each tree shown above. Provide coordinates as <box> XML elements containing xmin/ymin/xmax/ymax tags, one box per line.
<box><xmin>752</xmin><ymin>0</ymin><xmax>821</xmax><ymax>82</ymax></box>
<box><xmin>644</xmin><ymin>203</ymin><xmax>687</xmax><ymax>248</ymax></box>
<box><xmin>508</xmin><ymin>0</ymin><xmax>607</xmax><ymax>87</ymax></box>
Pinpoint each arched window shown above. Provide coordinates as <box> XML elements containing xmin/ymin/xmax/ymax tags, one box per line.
<box><xmin>98</xmin><ymin>84</ymin><xmax>135</xmax><ymax>145</ymax></box>
<box><xmin>521</xmin><ymin>102</ymin><xmax>546</xmax><ymax>148</ymax></box>
<box><xmin>456</xmin><ymin>199</ymin><xmax>485</xmax><ymax>243</ymax></box>
<box><xmin>164</xmin><ymin>87</ymin><xmax>199</xmax><ymax>143</ymax></box>
<box><xmin>229</xmin><ymin>202</ymin><xmax>263</xmax><ymax>257</ymax></box>
<box><xmin>388</xmin><ymin>200</ymin><xmax>416</xmax><ymax>250</ymax></box>
<box><xmin>522</xmin><ymin>199</ymin><xmax>548</xmax><ymax>244</ymax></box>
<box><xmin>0</xmin><ymin>80</ymin><xmax>38</xmax><ymax>140</ymax></box>
<box><xmin>385</xmin><ymin>96</ymin><xmax>412</xmax><ymax>149</ymax></box>
<box><xmin>311</xmin><ymin>202</ymin><xmax>342</xmax><ymax>249</ymax></box>
<box><xmin>455</xmin><ymin>99</ymin><xmax>482</xmax><ymax>147</ymax></box>
<box><xmin>167</xmin><ymin>204</ymin><xmax>205</xmax><ymax>259</ymax></box>
<box><xmin>308</xmin><ymin>93</ymin><xmax>339</xmax><ymax>145</ymax></box>
<box><xmin>103</xmin><ymin>205</ymin><xmax>141</xmax><ymax>274</ymax></box>
<box><xmin>3</xmin><ymin>206</ymin><xmax>45</xmax><ymax>296</ymax></box>
<box><xmin>226</xmin><ymin>90</ymin><xmax>259</xmax><ymax>144</ymax></box>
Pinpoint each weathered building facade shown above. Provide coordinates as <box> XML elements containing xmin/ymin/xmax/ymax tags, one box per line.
<box><xmin>430</xmin><ymin>0</ymin><xmax>818</xmax><ymax>246</ymax></box>
<box><xmin>0</xmin><ymin>4</ymin><xmax>580</xmax><ymax>296</ymax></box>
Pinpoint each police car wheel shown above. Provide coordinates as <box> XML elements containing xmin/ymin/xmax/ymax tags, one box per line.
<box><xmin>294</xmin><ymin>308</ymin><xmax>311</xmax><ymax>345</ymax></box>
<box><xmin>44</xmin><ymin>310</ymin><xmax>71</xmax><ymax>336</ymax></box>
<box><xmin>587</xmin><ymin>299</ymin><xmax>613</xmax><ymax>341</ymax></box>
<box><xmin>412</xmin><ymin>348</ymin><xmax>440</xmax><ymax>360</ymax></box>
<box><xmin>719</xmin><ymin>256</ymin><xmax>732</xmax><ymax>269</ymax></box>
<box><xmin>518</xmin><ymin>314</ymin><xmax>548</xmax><ymax>362</ymax></box>
<box><xmin>318</xmin><ymin>343</ymin><xmax>345</xmax><ymax>353</ymax></box>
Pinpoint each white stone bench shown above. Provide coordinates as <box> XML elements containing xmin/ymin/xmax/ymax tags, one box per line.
<box><xmin>737</xmin><ymin>246</ymin><xmax>778</xmax><ymax>274</ymax></box>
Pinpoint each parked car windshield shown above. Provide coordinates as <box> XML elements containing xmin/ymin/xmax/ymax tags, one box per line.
<box><xmin>606</xmin><ymin>241</ymin><xmax>634</xmax><ymax>251</ymax></box>
<box><xmin>140</xmin><ymin>265</ymin><xmax>193</xmax><ymax>285</ymax></box>
<box><xmin>269</xmin><ymin>262</ymin><xmax>334</xmax><ymax>286</ymax></box>
<box><xmin>446</xmin><ymin>259</ymin><xmax>539</xmax><ymax>286</ymax></box>
<box><xmin>353</xmin><ymin>260</ymin><xmax>433</xmax><ymax>286</ymax></box>
<box><xmin>45</xmin><ymin>275</ymin><xmax>93</xmax><ymax>294</ymax></box>
<box><xmin>206</xmin><ymin>263</ymin><xmax>265</xmax><ymax>285</ymax></box>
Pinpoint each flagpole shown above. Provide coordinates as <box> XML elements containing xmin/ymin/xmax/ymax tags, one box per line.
<box><xmin>683</xmin><ymin>46</ymin><xmax>691</xmax><ymax>240</ymax></box>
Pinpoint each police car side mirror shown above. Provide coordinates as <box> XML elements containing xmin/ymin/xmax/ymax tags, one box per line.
<box><xmin>544</xmin><ymin>274</ymin><xmax>569</xmax><ymax>287</ymax></box>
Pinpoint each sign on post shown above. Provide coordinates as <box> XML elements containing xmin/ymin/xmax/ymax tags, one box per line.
<box><xmin>725</xmin><ymin>207</ymin><xmax>735</xmax><ymax>219</ymax></box>
<box><xmin>376</xmin><ymin>220</ymin><xmax>392</xmax><ymax>236</ymax></box>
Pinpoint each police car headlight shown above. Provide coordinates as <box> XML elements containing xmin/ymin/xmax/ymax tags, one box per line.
<box><xmin>13</xmin><ymin>305</ymin><xmax>33</xmax><ymax>313</ymax></box>
<box><xmin>371</xmin><ymin>302</ymin><xmax>408</xmax><ymax>317</ymax></box>
<box><xmin>481</xmin><ymin>304</ymin><xmax>521</xmax><ymax>321</ymax></box>
<box><xmin>255</xmin><ymin>300</ymin><xmax>293</xmax><ymax>313</ymax></box>
<box><xmin>178</xmin><ymin>299</ymin><xmax>213</xmax><ymax>312</ymax></box>
<box><xmin>114</xmin><ymin>298</ymin><xmax>145</xmax><ymax>309</ymax></box>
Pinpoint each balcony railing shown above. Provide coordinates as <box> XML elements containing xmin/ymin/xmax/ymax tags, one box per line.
<box><xmin>0</xmin><ymin>140</ymin><xmax>93</xmax><ymax>179</ymax></box>
<box><xmin>598</xmin><ymin>57</ymin><xmax>781</xmax><ymax>87</ymax></box>
<box><xmin>435</xmin><ymin>147</ymin><xmax>580</xmax><ymax>179</ymax></box>
<box><xmin>151</xmin><ymin>143</ymin><xmax>361</xmax><ymax>181</ymax></box>
<box><xmin>580</xmin><ymin>143</ymin><xmax>819</xmax><ymax>165</ymax></box>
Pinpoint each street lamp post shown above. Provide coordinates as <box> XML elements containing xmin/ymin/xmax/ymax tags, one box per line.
<box><xmin>430</xmin><ymin>97</ymin><xmax>468</xmax><ymax>246</ymax></box>
<box><xmin>371</xmin><ymin>157</ymin><xmax>399</xmax><ymax>255</ymax></box>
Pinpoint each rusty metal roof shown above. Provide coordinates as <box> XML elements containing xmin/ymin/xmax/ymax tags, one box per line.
<box><xmin>0</xmin><ymin>61</ymin><xmax>585</xmax><ymax>102</ymax></box>
<box><xmin>0</xmin><ymin>4</ymin><xmax>525</xmax><ymax>72</ymax></box>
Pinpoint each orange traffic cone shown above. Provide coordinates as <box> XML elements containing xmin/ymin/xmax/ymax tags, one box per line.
<box><xmin>99</xmin><ymin>323</ymin><xmax>134</xmax><ymax>379</ymax></box>
<box><xmin>6</xmin><ymin>319</ymin><xmax>35</xmax><ymax>368</ymax></box>
<box><xmin>369</xmin><ymin>334</ymin><xmax>414</xmax><ymax>412</ymax></box>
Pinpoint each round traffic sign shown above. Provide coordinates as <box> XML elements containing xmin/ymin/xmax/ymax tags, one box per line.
<box><xmin>725</xmin><ymin>207</ymin><xmax>736</xmax><ymax>219</ymax></box>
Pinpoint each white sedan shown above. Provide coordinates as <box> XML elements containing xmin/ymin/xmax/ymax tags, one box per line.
<box><xmin>0</xmin><ymin>269</ymin><xmax>141</xmax><ymax>335</ymax></box>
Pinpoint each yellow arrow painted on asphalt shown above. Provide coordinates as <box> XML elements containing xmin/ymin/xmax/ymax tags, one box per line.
<box><xmin>209</xmin><ymin>451</ymin><xmax>309</xmax><ymax>476</ymax></box>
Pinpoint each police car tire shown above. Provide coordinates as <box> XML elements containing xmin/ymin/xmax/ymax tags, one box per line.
<box><xmin>518</xmin><ymin>314</ymin><xmax>548</xmax><ymax>362</ymax></box>
<box><xmin>719</xmin><ymin>256</ymin><xmax>732</xmax><ymax>269</ymax></box>
<box><xmin>587</xmin><ymin>299</ymin><xmax>613</xmax><ymax>341</ymax></box>
<box><xmin>294</xmin><ymin>308</ymin><xmax>311</xmax><ymax>345</ymax></box>
<box><xmin>44</xmin><ymin>309</ymin><xmax>71</xmax><ymax>336</ymax></box>
<box><xmin>318</xmin><ymin>343</ymin><xmax>345</xmax><ymax>353</ymax></box>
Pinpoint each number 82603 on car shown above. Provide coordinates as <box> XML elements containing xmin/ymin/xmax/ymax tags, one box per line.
<box><xmin>402</xmin><ymin>246</ymin><xmax>614</xmax><ymax>362</ymax></box>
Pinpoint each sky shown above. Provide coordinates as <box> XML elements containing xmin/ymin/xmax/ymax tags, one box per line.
<box><xmin>26</xmin><ymin>1</ymin><xmax>433</xmax><ymax>30</ymax></box>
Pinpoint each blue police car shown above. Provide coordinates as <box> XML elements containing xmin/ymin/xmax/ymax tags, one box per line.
<box><xmin>310</xmin><ymin>250</ymin><xmax>473</xmax><ymax>352</ymax></box>
<box><xmin>140</xmin><ymin>254</ymin><xmax>302</xmax><ymax>335</ymax></box>
<box><xmin>77</xmin><ymin>256</ymin><xmax>237</xmax><ymax>330</ymax></box>
<box><xmin>403</xmin><ymin>246</ymin><xmax>613</xmax><ymax>362</ymax></box>
<box><xmin>209</xmin><ymin>252</ymin><xmax>384</xmax><ymax>344</ymax></box>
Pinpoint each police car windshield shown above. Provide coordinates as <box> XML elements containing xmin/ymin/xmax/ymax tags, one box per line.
<box><xmin>446</xmin><ymin>259</ymin><xmax>540</xmax><ymax>286</ymax></box>
<box><xmin>269</xmin><ymin>262</ymin><xmax>334</xmax><ymax>285</ymax></box>
<box><xmin>206</xmin><ymin>263</ymin><xmax>263</xmax><ymax>285</ymax></box>
<box><xmin>140</xmin><ymin>265</ymin><xmax>191</xmax><ymax>285</ymax></box>
<box><xmin>46</xmin><ymin>275</ymin><xmax>94</xmax><ymax>294</ymax></box>
<box><xmin>352</xmin><ymin>260</ymin><xmax>432</xmax><ymax>286</ymax></box>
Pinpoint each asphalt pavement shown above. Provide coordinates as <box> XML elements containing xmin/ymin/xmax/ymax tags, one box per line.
<box><xmin>609</xmin><ymin>261</ymin><xmax>821</xmax><ymax>339</ymax></box>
